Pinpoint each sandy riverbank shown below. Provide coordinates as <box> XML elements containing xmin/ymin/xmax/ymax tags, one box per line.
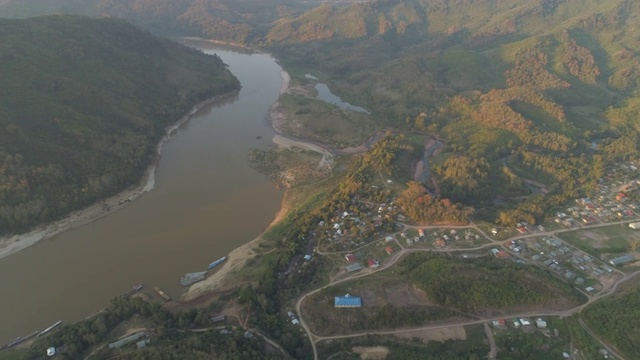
<box><xmin>183</xmin><ymin>195</ymin><xmax>292</xmax><ymax>301</ymax></box>
<box><xmin>0</xmin><ymin>93</ymin><xmax>235</xmax><ymax>261</ymax></box>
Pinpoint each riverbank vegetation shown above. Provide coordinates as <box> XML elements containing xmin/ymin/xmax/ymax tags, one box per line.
<box><xmin>278</xmin><ymin>93</ymin><xmax>376</xmax><ymax>148</ymax></box>
<box><xmin>0</xmin><ymin>15</ymin><xmax>239</xmax><ymax>235</ymax></box>
<box><xmin>0</xmin><ymin>295</ymin><xmax>283</xmax><ymax>360</ymax></box>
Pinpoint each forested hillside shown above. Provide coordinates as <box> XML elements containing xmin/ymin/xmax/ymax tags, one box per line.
<box><xmin>267</xmin><ymin>0</ymin><xmax>640</xmax><ymax>225</ymax></box>
<box><xmin>0</xmin><ymin>15</ymin><xmax>239</xmax><ymax>234</ymax></box>
<box><xmin>3</xmin><ymin>0</ymin><xmax>640</xmax><ymax>225</ymax></box>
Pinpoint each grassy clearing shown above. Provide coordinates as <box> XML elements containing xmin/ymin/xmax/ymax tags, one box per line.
<box><xmin>556</xmin><ymin>224</ymin><xmax>638</xmax><ymax>257</ymax></box>
<box><xmin>279</xmin><ymin>93</ymin><xmax>377</xmax><ymax>148</ymax></box>
<box><xmin>301</xmin><ymin>276</ymin><xmax>462</xmax><ymax>336</ymax></box>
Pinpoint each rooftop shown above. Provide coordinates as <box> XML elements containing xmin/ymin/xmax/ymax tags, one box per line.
<box><xmin>334</xmin><ymin>294</ymin><xmax>362</xmax><ymax>307</ymax></box>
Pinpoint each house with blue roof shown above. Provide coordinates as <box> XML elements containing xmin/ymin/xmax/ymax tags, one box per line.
<box><xmin>334</xmin><ymin>293</ymin><xmax>362</xmax><ymax>308</ymax></box>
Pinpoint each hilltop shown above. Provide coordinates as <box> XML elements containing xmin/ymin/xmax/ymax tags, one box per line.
<box><xmin>0</xmin><ymin>15</ymin><xmax>239</xmax><ymax>235</ymax></box>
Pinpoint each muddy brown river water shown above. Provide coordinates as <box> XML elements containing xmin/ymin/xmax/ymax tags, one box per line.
<box><xmin>0</xmin><ymin>39</ymin><xmax>284</xmax><ymax>343</ymax></box>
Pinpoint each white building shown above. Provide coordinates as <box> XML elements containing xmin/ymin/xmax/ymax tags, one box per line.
<box><xmin>536</xmin><ymin>318</ymin><xmax>547</xmax><ymax>328</ymax></box>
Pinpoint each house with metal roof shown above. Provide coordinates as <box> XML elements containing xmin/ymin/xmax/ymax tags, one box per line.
<box><xmin>334</xmin><ymin>294</ymin><xmax>362</xmax><ymax>308</ymax></box>
<box><xmin>609</xmin><ymin>254</ymin><xmax>635</xmax><ymax>266</ymax></box>
<box><xmin>346</xmin><ymin>263</ymin><xmax>363</xmax><ymax>272</ymax></box>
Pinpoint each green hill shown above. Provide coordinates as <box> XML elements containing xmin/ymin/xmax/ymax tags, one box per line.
<box><xmin>0</xmin><ymin>15</ymin><xmax>239</xmax><ymax>234</ymax></box>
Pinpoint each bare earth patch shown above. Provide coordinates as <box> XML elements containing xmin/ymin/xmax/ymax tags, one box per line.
<box><xmin>384</xmin><ymin>283</ymin><xmax>430</xmax><ymax>307</ymax></box>
<box><xmin>352</xmin><ymin>346</ymin><xmax>390</xmax><ymax>360</ymax></box>
<box><xmin>393</xmin><ymin>326</ymin><xmax>467</xmax><ymax>342</ymax></box>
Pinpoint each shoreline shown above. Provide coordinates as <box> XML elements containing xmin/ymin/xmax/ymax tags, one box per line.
<box><xmin>0</xmin><ymin>92</ymin><xmax>237</xmax><ymax>261</ymax></box>
<box><xmin>182</xmin><ymin>68</ymin><xmax>293</xmax><ymax>301</ymax></box>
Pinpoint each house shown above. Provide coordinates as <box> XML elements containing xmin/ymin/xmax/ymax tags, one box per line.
<box><xmin>629</xmin><ymin>222</ymin><xmax>640</xmax><ymax>230</ymax></box>
<box><xmin>490</xmin><ymin>249</ymin><xmax>511</xmax><ymax>258</ymax></box>
<box><xmin>304</xmin><ymin>254</ymin><xmax>312</xmax><ymax>261</ymax></box>
<box><xmin>385</xmin><ymin>246</ymin><xmax>394</xmax><ymax>255</ymax></box>
<box><xmin>418</xmin><ymin>228</ymin><xmax>425</xmax><ymax>237</ymax></box>
<box><xmin>385</xmin><ymin>235</ymin><xmax>395</xmax><ymax>242</ymax></box>
<box><xmin>519</xmin><ymin>318</ymin><xmax>531</xmax><ymax>326</ymax></box>
<box><xmin>108</xmin><ymin>332</ymin><xmax>146</xmax><ymax>349</ymax></box>
<box><xmin>536</xmin><ymin>318</ymin><xmax>547</xmax><ymax>328</ymax></box>
<box><xmin>291</xmin><ymin>319</ymin><xmax>300</xmax><ymax>325</ymax></box>
<box><xmin>47</xmin><ymin>348</ymin><xmax>56</xmax><ymax>357</ymax></box>
<box><xmin>346</xmin><ymin>263</ymin><xmax>363</xmax><ymax>272</ymax></box>
<box><xmin>367</xmin><ymin>259</ymin><xmax>380</xmax><ymax>268</ymax></box>
<box><xmin>435</xmin><ymin>239</ymin><xmax>446</xmax><ymax>247</ymax></box>
<box><xmin>210</xmin><ymin>315</ymin><xmax>226</xmax><ymax>323</ymax></box>
<box><xmin>334</xmin><ymin>294</ymin><xmax>362</xmax><ymax>308</ymax></box>
<box><xmin>616</xmin><ymin>192</ymin><xmax>627</xmax><ymax>201</ymax></box>
<box><xmin>345</xmin><ymin>254</ymin><xmax>356</xmax><ymax>263</ymax></box>
<box><xmin>609</xmin><ymin>254</ymin><xmax>635</xmax><ymax>266</ymax></box>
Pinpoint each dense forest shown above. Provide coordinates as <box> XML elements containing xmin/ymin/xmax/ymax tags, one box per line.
<box><xmin>0</xmin><ymin>15</ymin><xmax>239</xmax><ymax>234</ymax></box>
<box><xmin>398</xmin><ymin>252</ymin><xmax>586</xmax><ymax>314</ymax></box>
<box><xmin>582</xmin><ymin>285</ymin><xmax>640</xmax><ymax>359</ymax></box>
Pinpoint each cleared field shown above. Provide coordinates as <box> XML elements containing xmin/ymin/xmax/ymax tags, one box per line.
<box><xmin>557</xmin><ymin>224</ymin><xmax>640</xmax><ymax>258</ymax></box>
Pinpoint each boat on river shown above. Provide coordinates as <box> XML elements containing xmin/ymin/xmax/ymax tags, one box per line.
<box><xmin>208</xmin><ymin>256</ymin><xmax>227</xmax><ymax>269</ymax></box>
<box><xmin>180</xmin><ymin>271</ymin><xmax>207</xmax><ymax>286</ymax></box>
<box><xmin>154</xmin><ymin>287</ymin><xmax>171</xmax><ymax>301</ymax></box>
<box><xmin>124</xmin><ymin>283</ymin><xmax>143</xmax><ymax>296</ymax></box>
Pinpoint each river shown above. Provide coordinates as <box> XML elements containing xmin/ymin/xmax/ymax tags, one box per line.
<box><xmin>0</xmin><ymin>39</ymin><xmax>284</xmax><ymax>344</ymax></box>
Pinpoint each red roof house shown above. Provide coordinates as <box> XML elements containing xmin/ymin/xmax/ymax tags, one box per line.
<box><xmin>367</xmin><ymin>259</ymin><xmax>380</xmax><ymax>268</ymax></box>
<box><xmin>385</xmin><ymin>246</ymin><xmax>394</xmax><ymax>255</ymax></box>
<box><xmin>345</xmin><ymin>254</ymin><xmax>356</xmax><ymax>263</ymax></box>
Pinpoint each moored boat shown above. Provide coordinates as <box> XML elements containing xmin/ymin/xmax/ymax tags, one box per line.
<box><xmin>180</xmin><ymin>271</ymin><xmax>207</xmax><ymax>286</ymax></box>
<box><xmin>154</xmin><ymin>287</ymin><xmax>171</xmax><ymax>301</ymax></box>
<box><xmin>208</xmin><ymin>256</ymin><xmax>227</xmax><ymax>269</ymax></box>
<box><xmin>124</xmin><ymin>283</ymin><xmax>143</xmax><ymax>296</ymax></box>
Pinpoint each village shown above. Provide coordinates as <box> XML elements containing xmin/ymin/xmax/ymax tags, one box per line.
<box><xmin>287</xmin><ymin>161</ymin><xmax>640</xmax><ymax>360</ymax></box>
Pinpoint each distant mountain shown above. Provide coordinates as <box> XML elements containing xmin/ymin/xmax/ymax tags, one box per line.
<box><xmin>0</xmin><ymin>0</ymin><xmax>316</xmax><ymax>43</ymax></box>
<box><xmin>0</xmin><ymin>15</ymin><xmax>239</xmax><ymax>234</ymax></box>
